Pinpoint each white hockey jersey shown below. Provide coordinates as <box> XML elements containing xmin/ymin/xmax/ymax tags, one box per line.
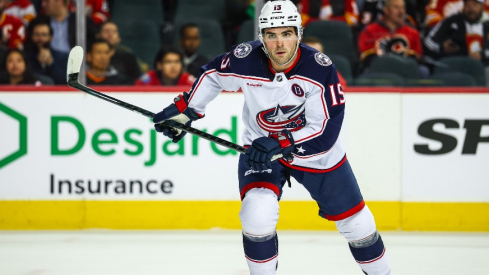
<box><xmin>187</xmin><ymin>40</ymin><xmax>346</xmax><ymax>172</ymax></box>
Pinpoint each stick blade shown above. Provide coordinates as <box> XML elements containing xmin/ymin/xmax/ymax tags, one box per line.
<box><xmin>67</xmin><ymin>46</ymin><xmax>84</xmax><ymax>80</ymax></box>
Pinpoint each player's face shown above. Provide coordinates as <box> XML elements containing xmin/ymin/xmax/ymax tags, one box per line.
<box><xmin>32</xmin><ymin>25</ymin><xmax>52</xmax><ymax>48</ymax></box>
<box><xmin>383</xmin><ymin>0</ymin><xmax>406</xmax><ymax>27</ymax></box>
<box><xmin>88</xmin><ymin>43</ymin><xmax>111</xmax><ymax>71</ymax></box>
<box><xmin>159</xmin><ymin>53</ymin><xmax>183</xmax><ymax>80</ymax></box>
<box><xmin>100</xmin><ymin>22</ymin><xmax>121</xmax><ymax>46</ymax></box>
<box><xmin>263</xmin><ymin>27</ymin><xmax>299</xmax><ymax>66</ymax></box>
<box><xmin>463</xmin><ymin>0</ymin><xmax>484</xmax><ymax>23</ymax></box>
<box><xmin>180</xmin><ymin>27</ymin><xmax>201</xmax><ymax>56</ymax></box>
<box><xmin>6</xmin><ymin>51</ymin><xmax>26</xmax><ymax>78</ymax></box>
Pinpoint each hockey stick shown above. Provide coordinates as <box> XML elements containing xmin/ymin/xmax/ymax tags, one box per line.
<box><xmin>67</xmin><ymin>46</ymin><xmax>282</xmax><ymax>160</ymax></box>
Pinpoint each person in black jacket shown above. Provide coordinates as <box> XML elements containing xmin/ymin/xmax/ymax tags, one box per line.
<box><xmin>39</xmin><ymin>0</ymin><xmax>95</xmax><ymax>54</ymax></box>
<box><xmin>25</xmin><ymin>17</ymin><xmax>68</xmax><ymax>84</ymax></box>
<box><xmin>85</xmin><ymin>39</ymin><xmax>131</xmax><ymax>85</ymax></box>
<box><xmin>423</xmin><ymin>0</ymin><xmax>489</xmax><ymax>64</ymax></box>
<box><xmin>179</xmin><ymin>23</ymin><xmax>209</xmax><ymax>78</ymax></box>
<box><xmin>97</xmin><ymin>21</ymin><xmax>142</xmax><ymax>82</ymax></box>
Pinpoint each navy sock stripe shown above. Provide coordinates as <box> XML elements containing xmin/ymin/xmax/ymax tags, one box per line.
<box><xmin>349</xmin><ymin>234</ymin><xmax>385</xmax><ymax>262</ymax></box>
<box><xmin>243</xmin><ymin>233</ymin><xmax>278</xmax><ymax>261</ymax></box>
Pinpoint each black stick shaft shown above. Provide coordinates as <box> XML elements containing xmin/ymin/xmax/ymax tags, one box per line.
<box><xmin>67</xmin><ymin>73</ymin><xmax>247</xmax><ymax>154</ymax></box>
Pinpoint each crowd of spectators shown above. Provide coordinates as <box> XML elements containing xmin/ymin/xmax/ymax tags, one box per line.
<box><xmin>0</xmin><ymin>0</ymin><xmax>488</xmax><ymax>86</ymax></box>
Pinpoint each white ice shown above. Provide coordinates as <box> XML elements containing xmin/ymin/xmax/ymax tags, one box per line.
<box><xmin>1</xmin><ymin>230</ymin><xmax>488</xmax><ymax>274</ymax></box>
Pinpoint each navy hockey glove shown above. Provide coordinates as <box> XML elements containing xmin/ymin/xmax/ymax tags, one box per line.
<box><xmin>153</xmin><ymin>92</ymin><xmax>202</xmax><ymax>143</ymax></box>
<box><xmin>245</xmin><ymin>130</ymin><xmax>295</xmax><ymax>171</ymax></box>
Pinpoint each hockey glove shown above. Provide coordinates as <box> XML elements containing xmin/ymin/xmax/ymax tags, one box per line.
<box><xmin>244</xmin><ymin>130</ymin><xmax>295</xmax><ymax>171</ymax></box>
<box><xmin>153</xmin><ymin>92</ymin><xmax>202</xmax><ymax>143</ymax></box>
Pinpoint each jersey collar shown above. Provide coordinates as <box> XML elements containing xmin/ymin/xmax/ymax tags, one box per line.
<box><xmin>267</xmin><ymin>47</ymin><xmax>302</xmax><ymax>76</ymax></box>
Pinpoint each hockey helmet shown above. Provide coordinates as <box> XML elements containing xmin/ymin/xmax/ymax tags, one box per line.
<box><xmin>258</xmin><ymin>0</ymin><xmax>302</xmax><ymax>39</ymax></box>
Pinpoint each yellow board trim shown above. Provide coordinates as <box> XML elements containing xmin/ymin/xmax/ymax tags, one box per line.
<box><xmin>0</xmin><ymin>201</ymin><xmax>488</xmax><ymax>231</ymax></box>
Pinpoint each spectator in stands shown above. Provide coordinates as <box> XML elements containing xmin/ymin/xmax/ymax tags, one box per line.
<box><xmin>302</xmin><ymin>36</ymin><xmax>348</xmax><ymax>88</ymax></box>
<box><xmin>0</xmin><ymin>0</ymin><xmax>26</xmax><ymax>49</ymax></box>
<box><xmin>358</xmin><ymin>0</ymin><xmax>424</xmax><ymax>73</ymax></box>
<box><xmin>360</xmin><ymin>0</ymin><xmax>421</xmax><ymax>28</ymax></box>
<box><xmin>136</xmin><ymin>47</ymin><xmax>195</xmax><ymax>86</ymax></box>
<box><xmin>68</xmin><ymin>0</ymin><xmax>110</xmax><ymax>25</ymax></box>
<box><xmin>424</xmin><ymin>0</ymin><xmax>489</xmax><ymax>29</ymax></box>
<box><xmin>297</xmin><ymin>0</ymin><xmax>359</xmax><ymax>27</ymax></box>
<box><xmin>97</xmin><ymin>20</ymin><xmax>141</xmax><ymax>82</ymax></box>
<box><xmin>4</xmin><ymin>0</ymin><xmax>37</xmax><ymax>26</ymax></box>
<box><xmin>85</xmin><ymin>38</ymin><xmax>130</xmax><ymax>85</ymax></box>
<box><xmin>25</xmin><ymin>17</ymin><xmax>67</xmax><ymax>84</ymax></box>
<box><xmin>0</xmin><ymin>48</ymin><xmax>40</xmax><ymax>84</ymax></box>
<box><xmin>179</xmin><ymin>23</ymin><xmax>209</xmax><ymax>78</ymax></box>
<box><xmin>40</xmin><ymin>0</ymin><xmax>95</xmax><ymax>54</ymax></box>
<box><xmin>424</xmin><ymin>0</ymin><xmax>489</xmax><ymax>64</ymax></box>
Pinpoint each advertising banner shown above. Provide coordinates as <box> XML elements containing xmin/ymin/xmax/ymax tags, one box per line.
<box><xmin>1</xmin><ymin>89</ymin><xmax>488</xmax><ymax>231</ymax></box>
<box><xmin>402</xmin><ymin>94</ymin><xmax>489</xmax><ymax>202</ymax></box>
<box><xmin>1</xmin><ymin>92</ymin><xmax>251</xmax><ymax>200</ymax></box>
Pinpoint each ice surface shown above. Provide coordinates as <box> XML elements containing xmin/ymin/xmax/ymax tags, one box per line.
<box><xmin>0</xmin><ymin>230</ymin><xmax>488</xmax><ymax>274</ymax></box>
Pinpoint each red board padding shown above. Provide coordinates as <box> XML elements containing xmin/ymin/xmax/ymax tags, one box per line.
<box><xmin>0</xmin><ymin>85</ymin><xmax>488</xmax><ymax>93</ymax></box>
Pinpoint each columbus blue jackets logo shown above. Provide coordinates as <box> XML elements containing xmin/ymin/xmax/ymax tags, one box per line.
<box><xmin>234</xmin><ymin>43</ymin><xmax>252</xmax><ymax>58</ymax></box>
<box><xmin>314</xmin><ymin>52</ymin><xmax>332</xmax><ymax>66</ymax></box>
<box><xmin>257</xmin><ymin>103</ymin><xmax>306</xmax><ymax>132</ymax></box>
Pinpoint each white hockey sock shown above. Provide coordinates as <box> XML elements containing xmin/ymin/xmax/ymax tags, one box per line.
<box><xmin>245</xmin><ymin>256</ymin><xmax>278</xmax><ymax>275</ymax></box>
<box><xmin>357</xmin><ymin>250</ymin><xmax>391</xmax><ymax>275</ymax></box>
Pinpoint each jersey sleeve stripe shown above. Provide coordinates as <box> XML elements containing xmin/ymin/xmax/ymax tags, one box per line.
<box><xmin>188</xmin><ymin>69</ymin><xmax>217</xmax><ymax>102</ymax></box>
<box><xmin>216</xmin><ymin>72</ymin><xmax>272</xmax><ymax>82</ymax></box>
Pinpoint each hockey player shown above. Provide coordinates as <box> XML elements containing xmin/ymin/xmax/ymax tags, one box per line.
<box><xmin>152</xmin><ymin>1</ymin><xmax>391</xmax><ymax>274</ymax></box>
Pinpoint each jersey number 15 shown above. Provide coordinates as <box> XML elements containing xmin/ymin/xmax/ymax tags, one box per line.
<box><xmin>328</xmin><ymin>83</ymin><xmax>345</xmax><ymax>107</ymax></box>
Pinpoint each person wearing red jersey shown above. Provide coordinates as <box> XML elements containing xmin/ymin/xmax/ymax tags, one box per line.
<box><xmin>358</xmin><ymin>0</ymin><xmax>423</xmax><ymax>71</ymax></box>
<box><xmin>297</xmin><ymin>0</ymin><xmax>359</xmax><ymax>26</ymax></box>
<box><xmin>4</xmin><ymin>0</ymin><xmax>37</xmax><ymax>25</ymax></box>
<box><xmin>0</xmin><ymin>0</ymin><xmax>26</xmax><ymax>49</ymax></box>
<box><xmin>425</xmin><ymin>0</ymin><xmax>489</xmax><ymax>28</ymax></box>
<box><xmin>68</xmin><ymin>0</ymin><xmax>109</xmax><ymax>25</ymax></box>
<box><xmin>136</xmin><ymin>47</ymin><xmax>196</xmax><ymax>86</ymax></box>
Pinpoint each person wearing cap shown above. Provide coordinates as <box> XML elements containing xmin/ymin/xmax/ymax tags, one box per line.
<box><xmin>151</xmin><ymin>1</ymin><xmax>392</xmax><ymax>274</ymax></box>
<box><xmin>424</xmin><ymin>0</ymin><xmax>489</xmax><ymax>64</ymax></box>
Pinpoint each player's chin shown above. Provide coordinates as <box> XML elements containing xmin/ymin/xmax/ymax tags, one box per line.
<box><xmin>273</xmin><ymin>53</ymin><xmax>286</xmax><ymax>60</ymax></box>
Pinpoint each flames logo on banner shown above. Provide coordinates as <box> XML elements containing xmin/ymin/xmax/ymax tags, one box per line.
<box><xmin>257</xmin><ymin>103</ymin><xmax>306</xmax><ymax>132</ymax></box>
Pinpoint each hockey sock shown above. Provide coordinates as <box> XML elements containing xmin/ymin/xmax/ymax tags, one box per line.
<box><xmin>243</xmin><ymin>231</ymin><xmax>278</xmax><ymax>275</ymax></box>
<box><xmin>349</xmin><ymin>231</ymin><xmax>391</xmax><ymax>275</ymax></box>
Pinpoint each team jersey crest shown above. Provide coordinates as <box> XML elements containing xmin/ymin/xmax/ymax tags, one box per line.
<box><xmin>314</xmin><ymin>52</ymin><xmax>332</xmax><ymax>66</ymax></box>
<box><xmin>234</xmin><ymin>43</ymin><xmax>253</xmax><ymax>58</ymax></box>
<box><xmin>257</xmin><ymin>103</ymin><xmax>306</xmax><ymax>132</ymax></box>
